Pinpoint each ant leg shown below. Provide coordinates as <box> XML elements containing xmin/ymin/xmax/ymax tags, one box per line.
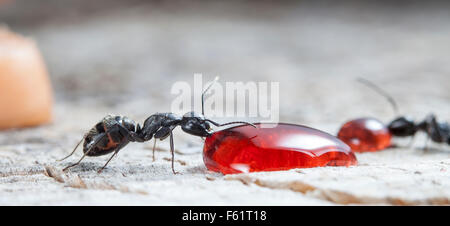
<box><xmin>58</xmin><ymin>136</ymin><xmax>84</xmax><ymax>161</ymax></box>
<box><xmin>422</xmin><ymin>114</ymin><xmax>440</xmax><ymax>151</ymax></box>
<box><xmin>152</xmin><ymin>139</ymin><xmax>157</xmax><ymax>162</ymax></box>
<box><xmin>97</xmin><ymin>140</ymin><xmax>128</xmax><ymax>174</ymax></box>
<box><xmin>153</xmin><ymin>126</ymin><xmax>178</xmax><ymax>173</ymax></box>
<box><xmin>97</xmin><ymin>150</ymin><xmax>120</xmax><ymax>174</ymax></box>
<box><xmin>62</xmin><ymin>149</ymin><xmax>90</xmax><ymax>172</ymax></box>
<box><xmin>429</xmin><ymin>115</ymin><xmax>444</xmax><ymax>142</ymax></box>
<box><xmin>423</xmin><ymin>136</ymin><xmax>430</xmax><ymax>151</ymax></box>
<box><xmin>407</xmin><ymin>134</ymin><xmax>416</xmax><ymax>148</ymax></box>
<box><xmin>62</xmin><ymin>133</ymin><xmax>105</xmax><ymax>172</ymax></box>
<box><xmin>169</xmin><ymin>131</ymin><xmax>179</xmax><ymax>174</ymax></box>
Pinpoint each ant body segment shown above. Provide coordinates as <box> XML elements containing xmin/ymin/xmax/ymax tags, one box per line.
<box><xmin>60</xmin><ymin>77</ymin><xmax>255</xmax><ymax>173</ymax></box>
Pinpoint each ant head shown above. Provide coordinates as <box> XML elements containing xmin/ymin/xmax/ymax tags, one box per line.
<box><xmin>180</xmin><ymin>111</ymin><xmax>211</xmax><ymax>137</ymax></box>
<box><xmin>179</xmin><ymin>76</ymin><xmax>217</xmax><ymax>137</ymax></box>
<box><xmin>387</xmin><ymin>116</ymin><xmax>417</xmax><ymax>137</ymax></box>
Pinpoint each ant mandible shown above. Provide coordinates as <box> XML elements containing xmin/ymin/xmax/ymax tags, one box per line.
<box><xmin>338</xmin><ymin>78</ymin><xmax>449</xmax><ymax>151</ymax></box>
<box><xmin>59</xmin><ymin>77</ymin><xmax>255</xmax><ymax>174</ymax></box>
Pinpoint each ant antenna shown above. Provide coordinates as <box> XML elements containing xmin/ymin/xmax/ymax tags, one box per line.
<box><xmin>201</xmin><ymin>77</ymin><xmax>257</xmax><ymax>130</ymax></box>
<box><xmin>202</xmin><ymin>76</ymin><xmax>219</xmax><ymax>116</ymax></box>
<box><xmin>205</xmin><ymin>119</ymin><xmax>257</xmax><ymax>128</ymax></box>
<box><xmin>356</xmin><ymin>77</ymin><xmax>399</xmax><ymax>115</ymax></box>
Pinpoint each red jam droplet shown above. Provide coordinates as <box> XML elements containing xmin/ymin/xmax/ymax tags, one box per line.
<box><xmin>337</xmin><ymin>117</ymin><xmax>391</xmax><ymax>152</ymax></box>
<box><xmin>203</xmin><ymin>123</ymin><xmax>357</xmax><ymax>174</ymax></box>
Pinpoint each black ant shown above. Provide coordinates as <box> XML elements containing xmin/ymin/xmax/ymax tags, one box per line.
<box><xmin>59</xmin><ymin>77</ymin><xmax>255</xmax><ymax>174</ymax></box>
<box><xmin>357</xmin><ymin>78</ymin><xmax>450</xmax><ymax>149</ymax></box>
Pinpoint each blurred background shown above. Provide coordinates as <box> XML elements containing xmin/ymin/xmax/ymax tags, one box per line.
<box><xmin>1</xmin><ymin>0</ymin><xmax>449</xmax><ymax>128</ymax></box>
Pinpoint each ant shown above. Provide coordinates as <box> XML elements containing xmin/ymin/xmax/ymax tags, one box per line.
<box><xmin>59</xmin><ymin>77</ymin><xmax>255</xmax><ymax>174</ymax></box>
<box><xmin>357</xmin><ymin>78</ymin><xmax>450</xmax><ymax>149</ymax></box>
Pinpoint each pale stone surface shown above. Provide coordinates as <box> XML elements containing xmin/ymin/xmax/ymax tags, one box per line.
<box><xmin>0</xmin><ymin>1</ymin><xmax>449</xmax><ymax>205</ymax></box>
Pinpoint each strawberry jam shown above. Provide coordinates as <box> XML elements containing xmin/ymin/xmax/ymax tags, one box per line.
<box><xmin>203</xmin><ymin>123</ymin><xmax>357</xmax><ymax>174</ymax></box>
<box><xmin>337</xmin><ymin>117</ymin><xmax>391</xmax><ymax>152</ymax></box>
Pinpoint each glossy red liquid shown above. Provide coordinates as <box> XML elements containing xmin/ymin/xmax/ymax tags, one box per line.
<box><xmin>337</xmin><ymin>117</ymin><xmax>391</xmax><ymax>152</ymax></box>
<box><xmin>203</xmin><ymin>123</ymin><xmax>357</xmax><ymax>174</ymax></box>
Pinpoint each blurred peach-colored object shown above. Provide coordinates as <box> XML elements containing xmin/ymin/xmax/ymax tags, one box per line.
<box><xmin>0</xmin><ymin>0</ymin><xmax>12</xmax><ymax>6</ymax></box>
<box><xmin>0</xmin><ymin>27</ymin><xmax>53</xmax><ymax>129</ymax></box>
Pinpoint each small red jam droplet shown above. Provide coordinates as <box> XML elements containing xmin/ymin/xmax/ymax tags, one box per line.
<box><xmin>337</xmin><ymin>117</ymin><xmax>391</xmax><ymax>152</ymax></box>
<box><xmin>203</xmin><ymin>123</ymin><xmax>357</xmax><ymax>174</ymax></box>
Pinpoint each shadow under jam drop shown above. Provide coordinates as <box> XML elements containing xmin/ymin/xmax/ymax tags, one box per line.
<box><xmin>203</xmin><ymin>123</ymin><xmax>357</xmax><ymax>174</ymax></box>
<box><xmin>337</xmin><ymin>117</ymin><xmax>392</xmax><ymax>152</ymax></box>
